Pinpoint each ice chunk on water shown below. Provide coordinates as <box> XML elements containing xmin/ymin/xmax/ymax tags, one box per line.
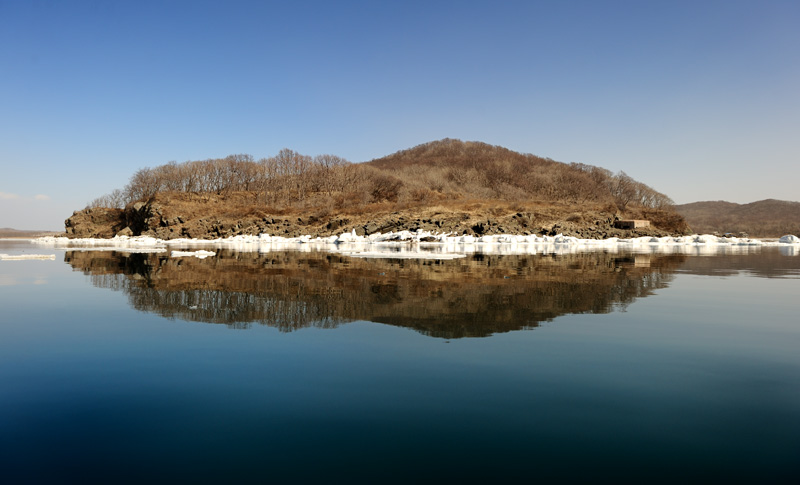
<box><xmin>0</xmin><ymin>253</ymin><xmax>55</xmax><ymax>260</ymax></box>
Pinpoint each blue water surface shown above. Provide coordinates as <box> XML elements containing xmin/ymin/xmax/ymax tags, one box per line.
<box><xmin>1</xmin><ymin>241</ymin><xmax>798</xmax><ymax>483</ymax></box>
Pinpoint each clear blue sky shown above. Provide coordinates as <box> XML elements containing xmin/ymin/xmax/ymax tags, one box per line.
<box><xmin>1</xmin><ymin>0</ymin><xmax>798</xmax><ymax>230</ymax></box>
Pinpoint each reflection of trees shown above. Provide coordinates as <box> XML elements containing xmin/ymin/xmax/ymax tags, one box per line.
<box><xmin>127</xmin><ymin>289</ymin><xmax>346</xmax><ymax>331</ymax></box>
<box><xmin>65</xmin><ymin>250</ymin><xmax>686</xmax><ymax>339</ymax></box>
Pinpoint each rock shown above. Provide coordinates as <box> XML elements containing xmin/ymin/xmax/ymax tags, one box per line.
<box><xmin>378</xmin><ymin>222</ymin><xmax>398</xmax><ymax>233</ymax></box>
<box><xmin>65</xmin><ymin>207</ymin><xmax>125</xmax><ymax>238</ymax></box>
<box><xmin>327</xmin><ymin>219</ymin><xmax>346</xmax><ymax>231</ymax></box>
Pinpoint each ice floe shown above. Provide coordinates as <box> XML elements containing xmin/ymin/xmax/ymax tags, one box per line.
<box><xmin>29</xmin><ymin>231</ymin><xmax>800</xmax><ymax>258</ymax></box>
<box><xmin>779</xmin><ymin>235</ymin><xmax>800</xmax><ymax>244</ymax></box>
<box><xmin>0</xmin><ymin>253</ymin><xmax>56</xmax><ymax>260</ymax></box>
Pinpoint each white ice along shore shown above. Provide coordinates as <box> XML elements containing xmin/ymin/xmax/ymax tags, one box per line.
<box><xmin>30</xmin><ymin>231</ymin><xmax>800</xmax><ymax>258</ymax></box>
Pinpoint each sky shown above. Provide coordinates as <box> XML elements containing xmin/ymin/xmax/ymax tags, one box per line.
<box><xmin>1</xmin><ymin>0</ymin><xmax>798</xmax><ymax>230</ymax></box>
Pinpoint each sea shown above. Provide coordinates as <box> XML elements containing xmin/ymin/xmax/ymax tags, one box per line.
<box><xmin>1</xmin><ymin>238</ymin><xmax>799</xmax><ymax>483</ymax></box>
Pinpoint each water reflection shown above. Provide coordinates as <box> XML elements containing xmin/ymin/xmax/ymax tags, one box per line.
<box><xmin>677</xmin><ymin>250</ymin><xmax>800</xmax><ymax>279</ymax></box>
<box><xmin>66</xmin><ymin>250</ymin><xmax>687</xmax><ymax>338</ymax></box>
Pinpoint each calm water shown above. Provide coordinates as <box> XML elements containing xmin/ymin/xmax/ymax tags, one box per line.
<box><xmin>1</xmin><ymin>240</ymin><xmax>799</xmax><ymax>482</ymax></box>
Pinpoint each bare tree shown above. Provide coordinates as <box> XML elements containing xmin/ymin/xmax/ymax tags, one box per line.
<box><xmin>125</xmin><ymin>167</ymin><xmax>161</xmax><ymax>202</ymax></box>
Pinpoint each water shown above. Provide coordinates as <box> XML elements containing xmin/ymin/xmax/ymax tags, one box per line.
<box><xmin>1</xmin><ymin>240</ymin><xmax>799</xmax><ymax>482</ymax></box>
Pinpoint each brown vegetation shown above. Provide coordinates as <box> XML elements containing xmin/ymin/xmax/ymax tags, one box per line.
<box><xmin>367</xmin><ymin>140</ymin><xmax>674</xmax><ymax>210</ymax></box>
<box><xmin>78</xmin><ymin>139</ymin><xmax>688</xmax><ymax>238</ymax></box>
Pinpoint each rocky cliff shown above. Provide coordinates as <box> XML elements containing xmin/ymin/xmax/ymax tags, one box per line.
<box><xmin>64</xmin><ymin>193</ymin><xmax>689</xmax><ymax>240</ymax></box>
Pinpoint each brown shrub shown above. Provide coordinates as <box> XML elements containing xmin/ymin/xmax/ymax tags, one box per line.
<box><xmin>368</xmin><ymin>174</ymin><xmax>403</xmax><ymax>203</ymax></box>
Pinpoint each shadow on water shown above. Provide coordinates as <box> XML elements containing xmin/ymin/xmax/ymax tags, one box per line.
<box><xmin>65</xmin><ymin>249</ymin><xmax>688</xmax><ymax>338</ymax></box>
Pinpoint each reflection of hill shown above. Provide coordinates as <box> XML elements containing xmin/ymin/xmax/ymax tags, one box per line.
<box><xmin>65</xmin><ymin>250</ymin><xmax>686</xmax><ymax>338</ymax></box>
<box><xmin>675</xmin><ymin>249</ymin><xmax>800</xmax><ymax>279</ymax></box>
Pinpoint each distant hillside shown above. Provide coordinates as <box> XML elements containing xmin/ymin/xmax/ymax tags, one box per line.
<box><xmin>70</xmin><ymin>139</ymin><xmax>689</xmax><ymax>239</ymax></box>
<box><xmin>0</xmin><ymin>228</ymin><xmax>60</xmax><ymax>238</ymax></box>
<box><xmin>675</xmin><ymin>199</ymin><xmax>800</xmax><ymax>237</ymax></box>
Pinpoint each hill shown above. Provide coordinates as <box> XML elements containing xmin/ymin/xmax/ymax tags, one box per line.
<box><xmin>675</xmin><ymin>199</ymin><xmax>800</xmax><ymax>237</ymax></box>
<box><xmin>364</xmin><ymin>139</ymin><xmax>675</xmax><ymax>210</ymax></box>
<box><xmin>66</xmin><ymin>139</ymin><xmax>690</xmax><ymax>239</ymax></box>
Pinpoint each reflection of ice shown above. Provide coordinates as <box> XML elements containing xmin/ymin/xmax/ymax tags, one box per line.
<box><xmin>0</xmin><ymin>274</ymin><xmax>47</xmax><ymax>285</ymax></box>
<box><xmin>171</xmin><ymin>250</ymin><xmax>216</xmax><ymax>259</ymax></box>
<box><xmin>32</xmin><ymin>231</ymin><xmax>800</xmax><ymax>258</ymax></box>
<box><xmin>339</xmin><ymin>249</ymin><xmax>466</xmax><ymax>260</ymax></box>
<box><xmin>29</xmin><ymin>238</ymin><xmax>167</xmax><ymax>254</ymax></box>
<box><xmin>0</xmin><ymin>274</ymin><xmax>16</xmax><ymax>286</ymax></box>
<box><xmin>780</xmin><ymin>246</ymin><xmax>799</xmax><ymax>257</ymax></box>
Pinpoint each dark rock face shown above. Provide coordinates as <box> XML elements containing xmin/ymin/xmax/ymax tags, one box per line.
<box><xmin>124</xmin><ymin>202</ymin><xmax>157</xmax><ymax>235</ymax></box>
<box><xmin>65</xmin><ymin>201</ymin><xmax>162</xmax><ymax>239</ymax></box>
<box><xmin>65</xmin><ymin>207</ymin><xmax>125</xmax><ymax>238</ymax></box>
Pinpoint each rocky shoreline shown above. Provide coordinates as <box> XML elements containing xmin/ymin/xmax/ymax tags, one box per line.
<box><xmin>65</xmin><ymin>200</ymin><xmax>687</xmax><ymax>241</ymax></box>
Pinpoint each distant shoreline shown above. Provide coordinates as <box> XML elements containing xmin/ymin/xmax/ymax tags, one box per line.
<box><xmin>0</xmin><ymin>231</ymin><xmax>62</xmax><ymax>239</ymax></box>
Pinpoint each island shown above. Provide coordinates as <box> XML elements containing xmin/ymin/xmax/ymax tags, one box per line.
<box><xmin>65</xmin><ymin>139</ymin><xmax>691</xmax><ymax>240</ymax></box>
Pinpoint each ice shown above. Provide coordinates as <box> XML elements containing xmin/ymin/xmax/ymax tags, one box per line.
<box><xmin>30</xmin><ymin>232</ymin><xmax>800</xmax><ymax>258</ymax></box>
<box><xmin>33</xmin><ymin>236</ymin><xmax>167</xmax><ymax>252</ymax></box>
<box><xmin>0</xmin><ymin>253</ymin><xmax>55</xmax><ymax>260</ymax></box>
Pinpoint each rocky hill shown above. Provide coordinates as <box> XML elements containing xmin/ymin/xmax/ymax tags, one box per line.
<box><xmin>66</xmin><ymin>139</ymin><xmax>690</xmax><ymax>239</ymax></box>
<box><xmin>675</xmin><ymin>199</ymin><xmax>800</xmax><ymax>237</ymax></box>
